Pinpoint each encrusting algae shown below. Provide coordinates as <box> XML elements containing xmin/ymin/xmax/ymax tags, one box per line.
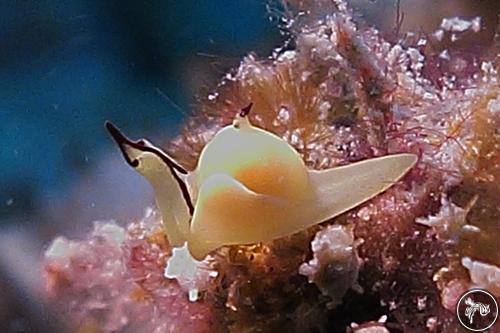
<box><xmin>44</xmin><ymin>1</ymin><xmax>499</xmax><ymax>332</ymax></box>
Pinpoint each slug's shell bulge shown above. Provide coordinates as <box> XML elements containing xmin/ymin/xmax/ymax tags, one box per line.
<box><xmin>195</xmin><ymin>116</ymin><xmax>311</xmax><ymax>201</ymax></box>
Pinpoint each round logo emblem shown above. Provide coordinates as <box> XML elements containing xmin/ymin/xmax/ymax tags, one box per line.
<box><xmin>456</xmin><ymin>289</ymin><xmax>498</xmax><ymax>331</ymax></box>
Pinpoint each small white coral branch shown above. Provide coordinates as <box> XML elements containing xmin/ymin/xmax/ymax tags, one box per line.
<box><xmin>164</xmin><ymin>243</ymin><xmax>217</xmax><ymax>302</ymax></box>
<box><xmin>415</xmin><ymin>194</ymin><xmax>479</xmax><ymax>243</ymax></box>
<box><xmin>299</xmin><ymin>224</ymin><xmax>362</xmax><ymax>308</ymax></box>
<box><xmin>462</xmin><ymin>257</ymin><xmax>500</xmax><ymax>297</ymax></box>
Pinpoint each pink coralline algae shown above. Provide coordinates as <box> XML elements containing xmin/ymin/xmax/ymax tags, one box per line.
<box><xmin>45</xmin><ymin>210</ymin><xmax>220</xmax><ymax>333</ymax></box>
<box><xmin>44</xmin><ymin>1</ymin><xmax>499</xmax><ymax>332</ymax></box>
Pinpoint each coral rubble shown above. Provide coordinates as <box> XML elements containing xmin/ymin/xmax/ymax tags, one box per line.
<box><xmin>44</xmin><ymin>1</ymin><xmax>499</xmax><ymax>332</ymax></box>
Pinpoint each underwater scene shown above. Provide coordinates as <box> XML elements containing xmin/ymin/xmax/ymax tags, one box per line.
<box><xmin>1</xmin><ymin>1</ymin><xmax>499</xmax><ymax>332</ymax></box>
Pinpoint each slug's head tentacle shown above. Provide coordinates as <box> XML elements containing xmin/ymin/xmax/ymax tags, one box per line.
<box><xmin>239</xmin><ymin>102</ymin><xmax>253</xmax><ymax>117</ymax></box>
<box><xmin>105</xmin><ymin>121</ymin><xmax>192</xmax><ymax>246</ymax></box>
<box><xmin>232</xmin><ymin>103</ymin><xmax>254</xmax><ymax>129</ymax></box>
<box><xmin>105</xmin><ymin>121</ymin><xmax>187</xmax><ymax>177</ymax></box>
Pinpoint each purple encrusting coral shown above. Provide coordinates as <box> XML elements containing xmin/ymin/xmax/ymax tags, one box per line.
<box><xmin>44</xmin><ymin>1</ymin><xmax>499</xmax><ymax>332</ymax></box>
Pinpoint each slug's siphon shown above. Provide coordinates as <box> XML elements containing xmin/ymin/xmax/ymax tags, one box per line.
<box><xmin>106</xmin><ymin>104</ymin><xmax>417</xmax><ymax>260</ymax></box>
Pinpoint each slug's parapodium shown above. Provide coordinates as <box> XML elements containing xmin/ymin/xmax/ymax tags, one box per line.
<box><xmin>106</xmin><ymin>104</ymin><xmax>417</xmax><ymax>260</ymax></box>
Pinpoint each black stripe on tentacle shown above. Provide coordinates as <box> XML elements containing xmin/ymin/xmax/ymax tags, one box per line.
<box><xmin>105</xmin><ymin>121</ymin><xmax>194</xmax><ymax>215</ymax></box>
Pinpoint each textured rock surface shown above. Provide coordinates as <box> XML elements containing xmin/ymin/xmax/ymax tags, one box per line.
<box><xmin>44</xmin><ymin>1</ymin><xmax>499</xmax><ymax>332</ymax></box>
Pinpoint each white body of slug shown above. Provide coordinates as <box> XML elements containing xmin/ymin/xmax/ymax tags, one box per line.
<box><xmin>107</xmin><ymin>108</ymin><xmax>417</xmax><ymax>260</ymax></box>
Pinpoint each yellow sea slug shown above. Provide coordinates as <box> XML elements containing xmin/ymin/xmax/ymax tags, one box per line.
<box><xmin>106</xmin><ymin>104</ymin><xmax>417</xmax><ymax>260</ymax></box>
